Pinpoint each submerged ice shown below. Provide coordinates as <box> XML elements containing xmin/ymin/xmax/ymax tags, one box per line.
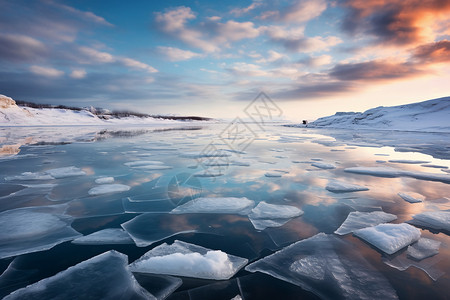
<box><xmin>407</xmin><ymin>238</ymin><xmax>441</xmax><ymax>260</ymax></box>
<box><xmin>129</xmin><ymin>240</ymin><xmax>248</xmax><ymax>280</ymax></box>
<box><xmin>248</xmin><ymin>202</ymin><xmax>303</xmax><ymax>230</ymax></box>
<box><xmin>72</xmin><ymin>228</ymin><xmax>134</xmax><ymax>245</ymax></box>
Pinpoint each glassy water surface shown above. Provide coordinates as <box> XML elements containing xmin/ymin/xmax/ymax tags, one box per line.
<box><xmin>0</xmin><ymin>124</ymin><xmax>449</xmax><ymax>299</ymax></box>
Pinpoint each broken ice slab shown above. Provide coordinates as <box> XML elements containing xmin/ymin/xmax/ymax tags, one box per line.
<box><xmin>183</xmin><ymin>278</ymin><xmax>241</xmax><ymax>300</ymax></box>
<box><xmin>409</xmin><ymin>211</ymin><xmax>450</xmax><ymax>232</ymax></box>
<box><xmin>354</xmin><ymin>223</ymin><xmax>421</xmax><ymax>255</ymax></box>
<box><xmin>4</xmin><ymin>250</ymin><xmax>154</xmax><ymax>300</ymax></box>
<box><xmin>334</xmin><ymin>211</ymin><xmax>397</xmax><ymax>235</ymax></box>
<box><xmin>88</xmin><ymin>184</ymin><xmax>131</xmax><ymax>196</ymax></box>
<box><xmin>407</xmin><ymin>238</ymin><xmax>441</xmax><ymax>260</ymax></box>
<box><xmin>249</xmin><ymin>202</ymin><xmax>303</xmax><ymax>220</ymax></box>
<box><xmin>398</xmin><ymin>192</ymin><xmax>423</xmax><ymax>203</ymax></box>
<box><xmin>325</xmin><ymin>180</ymin><xmax>369</xmax><ymax>193</ymax></box>
<box><xmin>170</xmin><ymin>197</ymin><xmax>255</xmax><ymax>215</ymax></box>
<box><xmin>388</xmin><ymin>160</ymin><xmax>431</xmax><ymax>164</ymax></box>
<box><xmin>248</xmin><ymin>202</ymin><xmax>303</xmax><ymax>231</ymax></box>
<box><xmin>344</xmin><ymin>166</ymin><xmax>450</xmax><ymax>184</ymax></box>
<box><xmin>95</xmin><ymin>177</ymin><xmax>114</xmax><ymax>184</ymax></box>
<box><xmin>383</xmin><ymin>246</ymin><xmax>444</xmax><ymax>281</ymax></box>
<box><xmin>121</xmin><ymin>213</ymin><xmax>198</xmax><ymax>247</ymax></box>
<box><xmin>129</xmin><ymin>240</ymin><xmax>248</xmax><ymax>280</ymax></box>
<box><xmin>0</xmin><ymin>205</ymin><xmax>82</xmax><ymax>259</ymax></box>
<box><xmin>311</xmin><ymin>162</ymin><xmax>336</xmax><ymax>170</ymax></box>
<box><xmin>124</xmin><ymin>160</ymin><xmax>165</xmax><ymax>167</ymax></box>
<box><xmin>72</xmin><ymin>228</ymin><xmax>134</xmax><ymax>245</ymax></box>
<box><xmin>264</xmin><ymin>172</ymin><xmax>282</xmax><ymax>177</ymax></box>
<box><xmin>245</xmin><ymin>233</ymin><xmax>398</xmax><ymax>300</ymax></box>
<box><xmin>5</xmin><ymin>166</ymin><xmax>86</xmax><ymax>181</ymax></box>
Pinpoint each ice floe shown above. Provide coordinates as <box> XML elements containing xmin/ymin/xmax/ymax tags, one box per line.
<box><xmin>354</xmin><ymin>223</ymin><xmax>421</xmax><ymax>254</ymax></box>
<box><xmin>311</xmin><ymin>162</ymin><xmax>336</xmax><ymax>170</ymax></box>
<box><xmin>129</xmin><ymin>240</ymin><xmax>248</xmax><ymax>280</ymax></box>
<box><xmin>170</xmin><ymin>197</ymin><xmax>254</xmax><ymax>215</ymax></box>
<box><xmin>398</xmin><ymin>192</ymin><xmax>423</xmax><ymax>203</ymax></box>
<box><xmin>95</xmin><ymin>177</ymin><xmax>115</xmax><ymax>184</ymax></box>
<box><xmin>124</xmin><ymin>160</ymin><xmax>165</xmax><ymax>167</ymax></box>
<box><xmin>407</xmin><ymin>238</ymin><xmax>441</xmax><ymax>260</ymax></box>
<box><xmin>248</xmin><ymin>202</ymin><xmax>303</xmax><ymax>230</ymax></box>
<box><xmin>334</xmin><ymin>211</ymin><xmax>397</xmax><ymax>235</ymax></box>
<box><xmin>72</xmin><ymin>228</ymin><xmax>134</xmax><ymax>245</ymax></box>
<box><xmin>409</xmin><ymin>211</ymin><xmax>450</xmax><ymax>232</ymax></box>
<box><xmin>3</xmin><ymin>250</ymin><xmax>153</xmax><ymax>300</ymax></box>
<box><xmin>180</xmin><ymin>152</ymin><xmax>231</xmax><ymax>159</ymax></box>
<box><xmin>421</xmin><ymin>164</ymin><xmax>448</xmax><ymax>169</ymax></box>
<box><xmin>344</xmin><ymin>166</ymin><xmax>450</xmax><ymax>183</ymax></box>
<box><xmin>88</xmin><ymin>184</ymin><xmax>131</xmax><ymax>196</ymax></box>
<box><xmin>388</xmin><ymin>159</ymin><xmax>431</xmax><ymax>164</ymax></box>
<box><xmin>264</xmin><ymin>172</ymin><xmax>282</xmax><ymax>177</ymax></box>
<box><xmin>245</xmin><ymin>233</ymin><xmax>398</xmax><ymax>300</ymax></box>
<box><xmin>325</xmin><ymin>180</ymin><xmax>369</xmax><ymax>193</ymax></box>
<box><xmin>0</xmin><ymin>205</ymin><xmax>81</xmax><ymax>259</ymax></box>
<box><xmin>5</xmin><ymin>166</ymin><xmax>86</xmax><ymax>181</ymax></box>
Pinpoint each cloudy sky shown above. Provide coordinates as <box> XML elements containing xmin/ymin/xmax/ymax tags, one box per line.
<box><xmin>1</xmin><ymin>0</ymin><xmax>449</xmax><ymax>121</ymax></box>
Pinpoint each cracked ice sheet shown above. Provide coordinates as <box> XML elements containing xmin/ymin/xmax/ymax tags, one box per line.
<box><xmin>72</xmin><ymin>228</ymin><xmax>134</xmax><ymax>245</ymax></box>
<box><xmin>354</xmin><ymin>223</ymin><xmax>421</xmax><ymax>255</ymax></box>
<box><xmin>335</xmin><ymin>211</ymin><xmax>397</xmax><ymax>235</ymax></box>
<box><xmin>170</xmin><ymin>197</ymin><xmax>254</xmax><ymax>215</ymax></box>
<box><xmin>129</xmin><ymin>240</ymin><xmax>248</xmax><ymax>280</ymax></box>
<box><xmin>0</xmin><ymin>205</ymin><xmax>81</xmax><ymax>259</ymax></box>
<box><xmin>245</xmin><ymin>233</ymin><xmax>398</xmax><ymax>300</ymax></box>
<box><xmin>4</xmin><ymin>250</ymin><xmax>154</xmax><ymax>300</ymax></box>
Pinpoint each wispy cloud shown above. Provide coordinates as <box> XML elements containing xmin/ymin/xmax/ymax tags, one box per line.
<box><xmin>30</xmin><ymin>65</ymin><xmax>64</xmax><ymax>77</ymax></box>
<box><xmin>157</xmin><ymin>47</ymin><xmax>202</xmax><ymax>61</ymax></box>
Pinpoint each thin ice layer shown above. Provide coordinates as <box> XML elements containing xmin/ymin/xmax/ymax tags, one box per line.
<box><xmin>245</xmin><ymin>233</ymin><xmax>398</xmax><ymax>300</ymax></box>
<box><xmin>326</xmin><ymin>180</ymin><xmax>369</xmax><ymax>193</ymax></box>
<box><xmin>4</xmin><ymin>250</ymin><xmax>154</xmax><ymax>300</ymax></box>
<box><xmin>170</xmin><ymin>197</ymin><xmax>254</xmax><ymax>215</ymax></box>
<box><xmin>129</xmin><ymin>240</ymin><xmax>248</xmax><ymax>280</ymax></box>
<box><xmin>354</xmin><ymin>223</ymin><xmax>421</xmax><ymax>254</ymax></box>
<box><xmin>410</xmin><ymin>211</ymin><xmax>450</xmax><ymax>232</ymax></box>
<box><xmin>0</xmin><ymin>205</ymin><xmax>82</xmax><ymax>259</ymax></box>
<box><xmin>88</xmin><ymin>184</ymin><xmax>131</xmax><ymax>195</ymax></box>
<box><xmin>72</xmin><ymin>228</ymin><xmax>134</xmax><ymax>245</ymax></box>
<box><xmin>407</xmin><ymin>238</ymin><xmax>441</xmax><ymax>260</ymax></box>
<box><xmin>248</xmin><ymin>202</ymin><xmax>303</xmax><ymax>219</ymax></box>
<box><xmin>335</xmin><ymin>211</ymin><xmax>397</xmax><ymax>235</ymax></box>
<box><xmin>95</xmin><ymin>177</ymin><xmax>115</xmax><ymax>184</ymax></box>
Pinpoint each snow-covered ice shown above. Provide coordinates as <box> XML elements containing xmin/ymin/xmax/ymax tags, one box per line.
<box><xmin>72</xmin><ymin>228</ymin><xmax>134</xmax><ymax>245</ymax></box>
<box><xmin>407</xmin><ymin>238</ymin><xmax>441</xmax><ymax>260</ymax></box>
<box><xmin>170</xmin><ymin>197</ymin><xmax>254</xmax><ymax>215</ymax></box>
<box><xmin>245</xmin><ymin>233</ymin><xmax>398</xmax><ymax>300</ymax></box>
<box><xmin>3</xmin><ymin>251</ymin><xmax>153</xmax><ymax>300</ymax></box>
<box><xmin>398</xmin><ymin>192</ymin><xmax>423</xmax><ymax>203</ymax></box>
<box><xmin>311</xmin><ymin>162</ymin><xmax>336</xmax><ymax>170</ymax></box>
<box><xmin>129</xmin><ymin>240</ymin><xmax>248</xmax><ymax>280</ymax></box>
<box><xmin>409</xmin><ymin>211</ymin><xmax>450</xmax><ymax>232</ymax></box>
<box><xmin>95</xmin><ymin>177</ymin><xmax>115</xmax><ymax>184</ymax></box>
<box><xmin>334</xmin><ymin>211</ymin><xmax>397</xmax><ymax>235</ymax></box>
<box><xmin>0</xmin><ymin>206</ymin><xmax>81</xmax><ymax>259</ymax></box>
<box><xmin>88</xmin><ymin>184</ymin><xmax>131</xmax><ymax>195</ymax></box>
<box><xmin>354</xmin><ymin>223</ymin><xmax>421</xmax><ymax>254</ymax></box>
<box><xmin>325</xmin><ymin>180</ymin><xmax>369</xmax><ymax>193</ymax></box>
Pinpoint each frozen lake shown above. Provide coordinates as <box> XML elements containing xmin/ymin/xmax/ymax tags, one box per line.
<box><xmin>0</xmin><ymin>124</ymin><xmax>449</xmax><ymax>299</ymax></box>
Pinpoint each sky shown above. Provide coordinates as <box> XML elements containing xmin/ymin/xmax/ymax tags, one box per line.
<box><xmin>1</xmin><ymin>0</ymin><xmax>449</xmax><ymax>121</ymax></box>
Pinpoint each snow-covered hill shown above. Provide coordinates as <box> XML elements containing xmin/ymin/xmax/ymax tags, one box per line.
<box><xmin>307</xmin><ymin>97</ymin><xmax>450</xmax><ymax>132</ymax></box>
<box><xmin>0</xmin><ymin>95</ymin><xmax>206</xmax><ymax>126</ymax></box>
